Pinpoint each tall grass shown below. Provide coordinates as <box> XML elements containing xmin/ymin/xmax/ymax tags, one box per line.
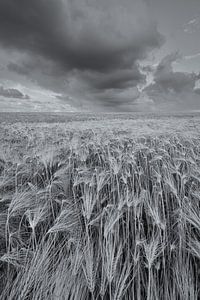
<box><xmin>0</xmin><ymin>131</ymin><xmax>200</xmax><ymax>299</ymax></box>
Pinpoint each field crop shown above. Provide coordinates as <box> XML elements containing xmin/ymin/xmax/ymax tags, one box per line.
<box><xmin>0</xmin><ymin>114</ymin><xmax>200</xmax><ymax>299</ymax></box>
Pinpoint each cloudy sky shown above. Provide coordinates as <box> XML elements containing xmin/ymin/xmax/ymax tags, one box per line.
<box><xmin>0</xmin><ymin>0</ymin><xmax>200</xmax><ymax>112</ymax></box>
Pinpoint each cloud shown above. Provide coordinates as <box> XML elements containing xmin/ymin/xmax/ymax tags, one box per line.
<box><xmin>195</xmin><ymin>88</ymin><xmax>200</xmax><ymax>95</ymax></box>
<box><xmin>183</xmin><ymin>16</ymin><xmax>200</xmax><ymax>34</ymax></box>
<box><xmin>0</xmin><ymin>0</ymin><xmax>164</xmax><ymax>72</ymax></box>
<box><xmin>184</xmin><ymin>53</ymin><xmax>200</xmax><ymax>60</ymax></box>
<box><xmin>7</xmin><ymin>62</ymin><xmax>31</xmax><ymax>76</ymax></box>
<box><xmin>154</xmin><ymin>53</ymin><xmax>199</xmax><ymax>92</ymax></box>
<box><xmin>145</xmin><ymin>53</ymin><xmax>200</xmax><ymax>110</ymax></box>
<box><xmin>0</xmin><ymin>85</ymin><xmax>30</xmax><ymax>99</ymax></box>
<box><xmin>0</xmin><ymin>0</ymin><xmax>164</xmax><ymax>110</ymax></box>
<box><xmin>81</xmin><ymin>66</ymin><xmax>146</xmax><ymax>91</ymax></box>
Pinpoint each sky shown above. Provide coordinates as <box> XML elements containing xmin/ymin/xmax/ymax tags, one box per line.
<box><xmin>0</xmin><ymin>0</ymin><xmax>200</xmax><ymax>112</ymax></box>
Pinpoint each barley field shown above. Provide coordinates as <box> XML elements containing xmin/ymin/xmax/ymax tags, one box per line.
<box><xmin>0</xmin><ymin>112</ymin><xmax>200</xmax><ymax>299</ymax></box>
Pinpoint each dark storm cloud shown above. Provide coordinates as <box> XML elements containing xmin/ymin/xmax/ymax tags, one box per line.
<box><xmin>0</xmin><ymin>0</ymin><xmax>164</xmax><ymax>109</ymax></box>
<box><xmin>79</xmin><ymin>65</ymin><xmax>146</xmax><ymax>91</ymax></box>
<box><xmin>0</xmin><ymin>86</ymin><xmax>30</xmax><ymax>99</ymax></box>
<box><xmin>0</xmin><ymin>0</ymin><xmax>65</xmax><ymax>65</ymax></box>
<box><xmin>195</xmin><ymin>88</ymin><xmax>200</xmax><ymax>95</ymax></box>
<box><xmin>0</xmin><ymin>0</ymin><xmax>163</xmax><ymax>72</ymax></box>
<box><xmin>7</xmin><ymin>62</ymin><xmax>31</xmax><ymax>76</ymax></box>
<box><xmin>145</xmin><ymin>53</ymin><xmax>200</xmax><ymax>109</ymax></box>
<box><xmin>153</xmin><ymin>53</ymin><xmax>200</xmax><ymax>92</ymax></box>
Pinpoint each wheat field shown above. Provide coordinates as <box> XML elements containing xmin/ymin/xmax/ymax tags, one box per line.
<box><xmin>0</xmin><ymin>113</ymin><xmax>200</xmax><ymax>299</ymax></box>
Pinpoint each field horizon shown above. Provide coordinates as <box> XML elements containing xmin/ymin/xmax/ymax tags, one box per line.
<box><xmin>1</xmin><ymin>110</ymin><xmax>200</xmax><ymax>124</ymax></box>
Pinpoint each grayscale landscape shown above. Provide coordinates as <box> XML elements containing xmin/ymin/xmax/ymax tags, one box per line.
<box><xmin>0</xmin><ymin>0</ymin><xmax>200</xmax><ymax>299</ymax></box>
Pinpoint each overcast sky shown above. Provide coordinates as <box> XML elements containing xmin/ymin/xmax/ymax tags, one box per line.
<box><xmin>0</xmin><ymin>0</ymin><xmax>200</xmax><ymax>112</ymax></box>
